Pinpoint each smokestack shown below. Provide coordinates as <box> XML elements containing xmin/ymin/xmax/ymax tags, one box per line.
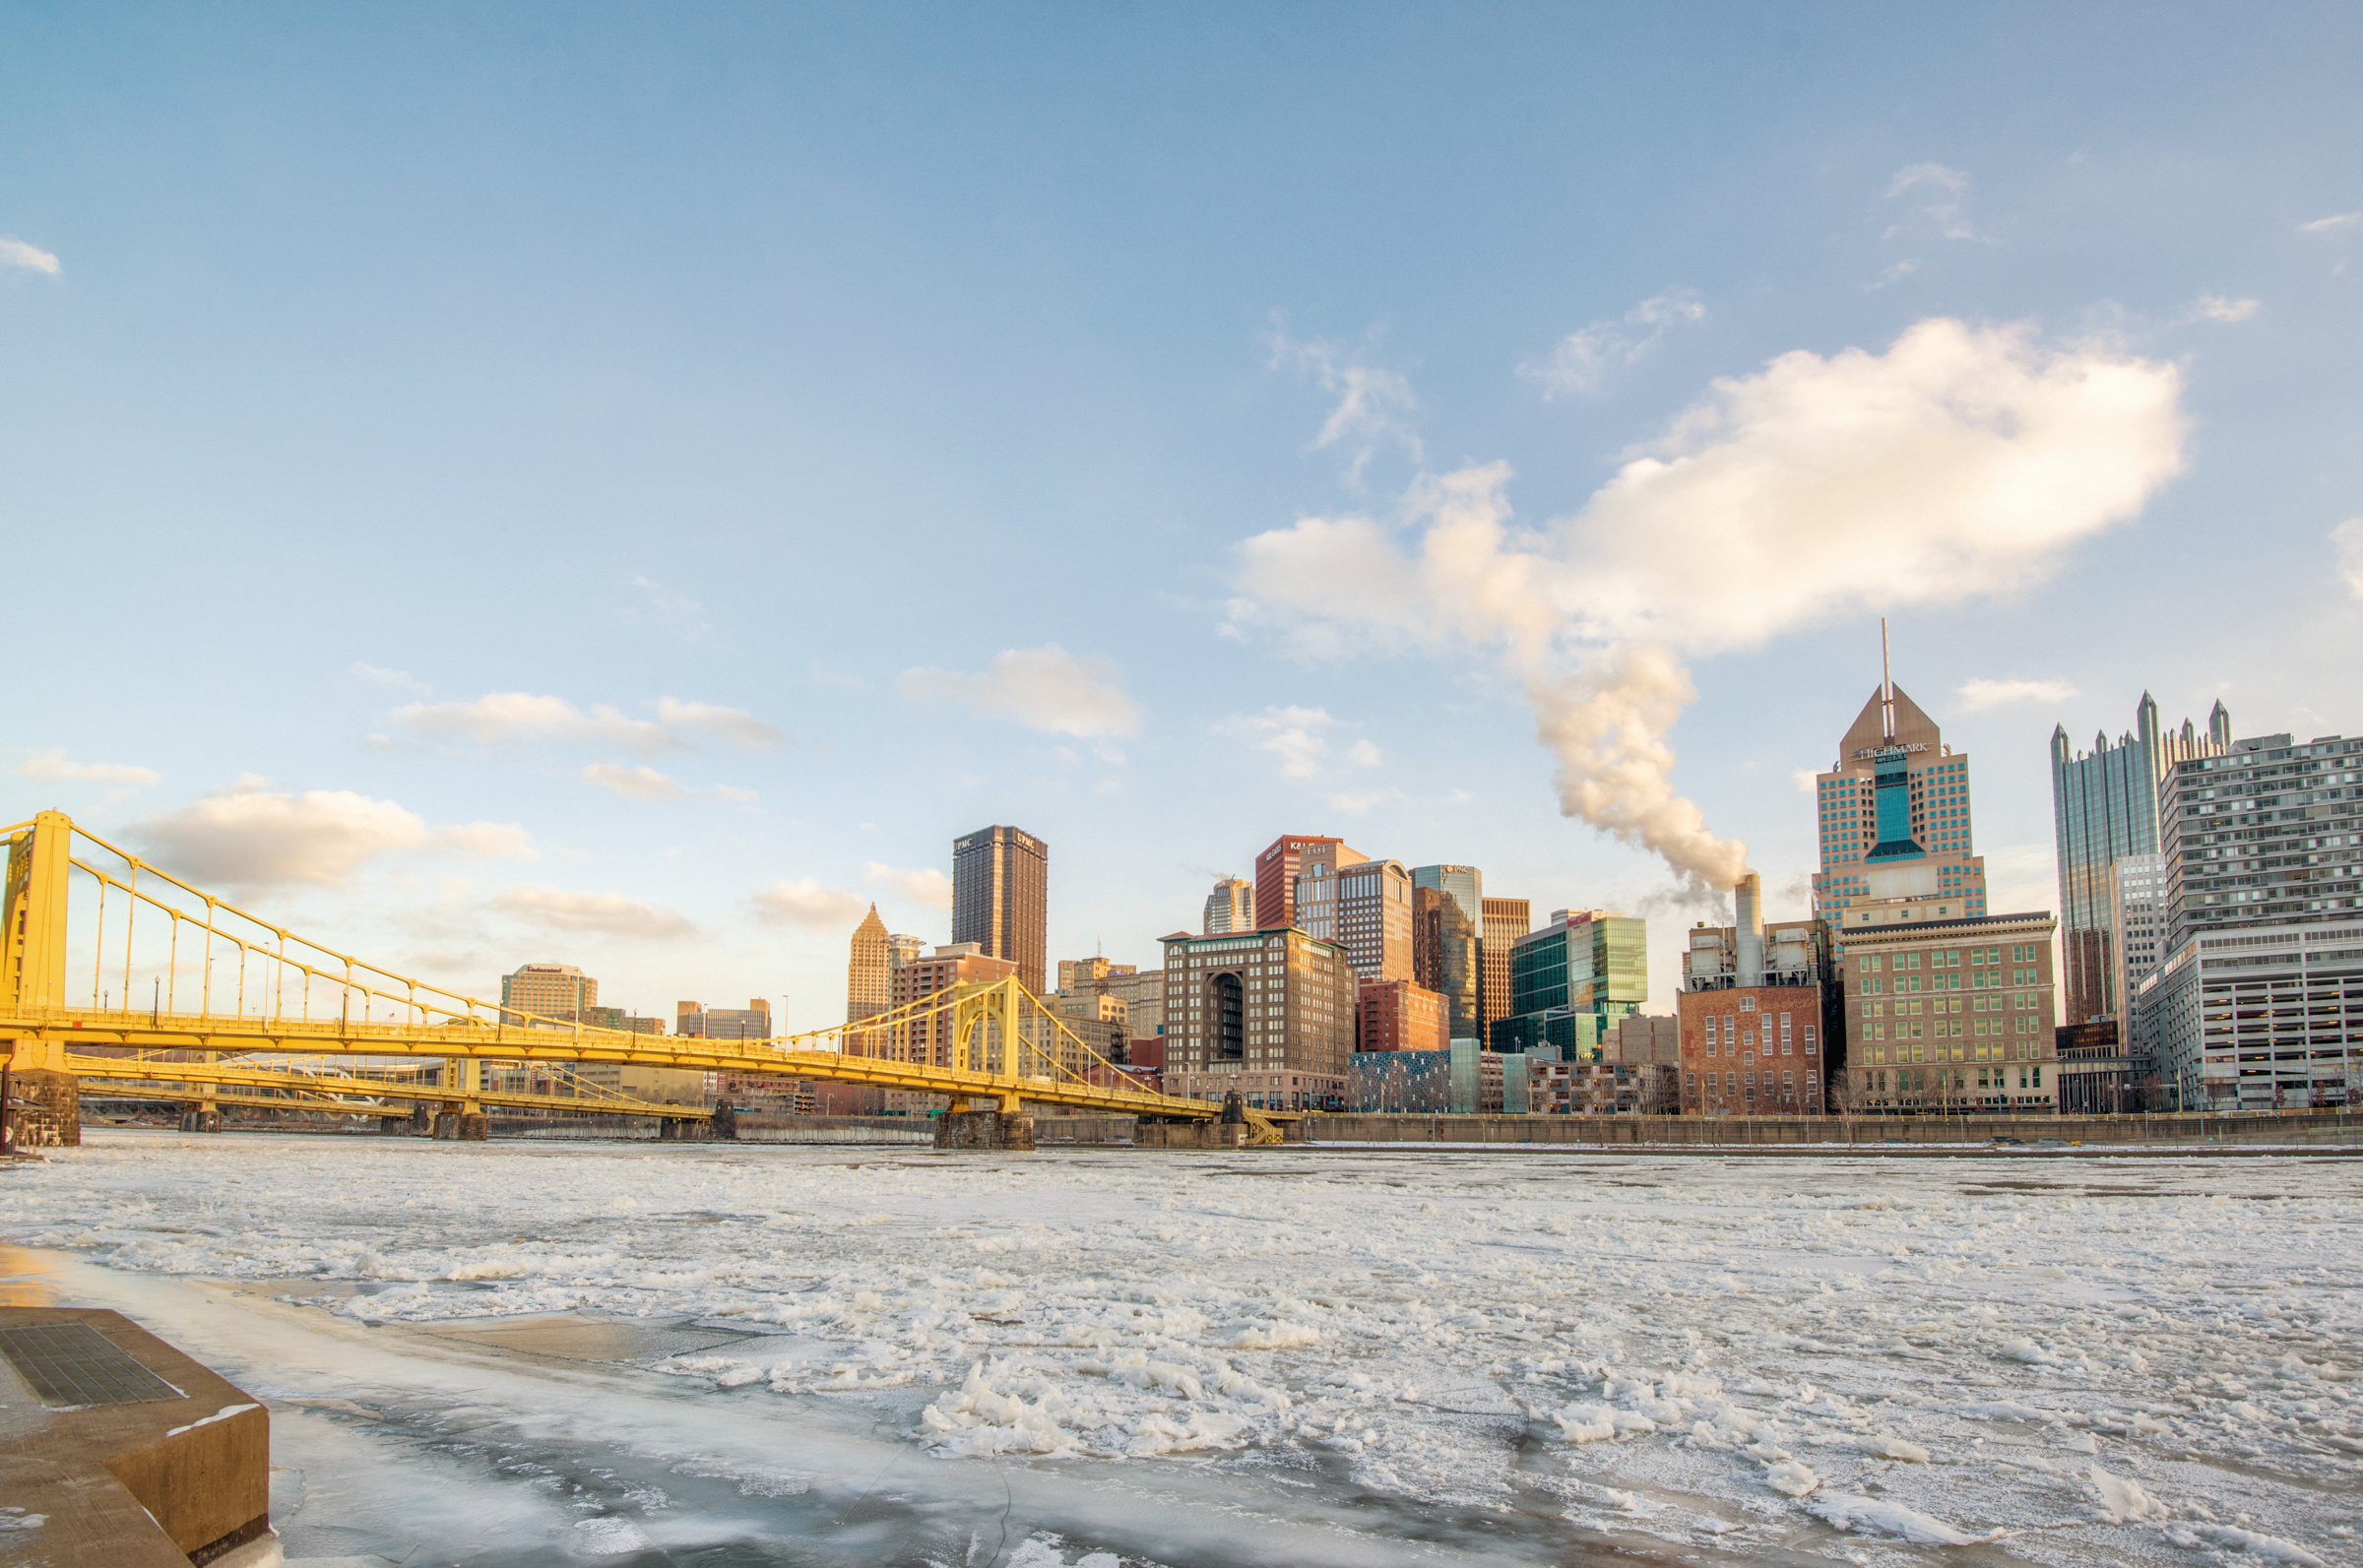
<box><xmin>1734</xmin><ymin>874</ymin><xmax>1764</xmax><ymax>986</ymax></box>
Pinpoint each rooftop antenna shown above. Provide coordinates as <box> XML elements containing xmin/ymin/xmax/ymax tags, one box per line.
<box><xmin>1880</xmin><ymin>616</ymin><xmax>1895</xmax><ymax>743</ymax></box>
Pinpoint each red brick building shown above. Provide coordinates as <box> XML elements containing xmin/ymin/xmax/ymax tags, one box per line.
<box><xmin>1678</xmin><ymin>984</ymin><xmax>1830</xmax><ymax>1115</ymax></box>
<box><xmin>1355</xmin><ymin>978</ymin><xmax>1450</xmax><ymax>1053</ymax></box>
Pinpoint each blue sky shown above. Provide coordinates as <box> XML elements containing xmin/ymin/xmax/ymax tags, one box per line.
<box><xmin>6</xmin><ymin>4</ymin><xmax>2360</xmax><ymax>1026</ymax></box>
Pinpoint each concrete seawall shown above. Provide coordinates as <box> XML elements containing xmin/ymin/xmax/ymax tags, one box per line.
<box><xmin>1301</xmin><ymin>1108</ymin><xmax>2362</xmax><ymax>1148</ymax></box>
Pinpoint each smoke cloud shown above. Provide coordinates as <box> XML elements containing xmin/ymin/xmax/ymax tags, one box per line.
<box><xmin>1236</xmin><ymin>318</ymin><xmax>2188</xmax><ymax>891</ymax></box>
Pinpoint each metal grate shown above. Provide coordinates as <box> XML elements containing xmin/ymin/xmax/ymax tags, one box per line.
<box><xmin>0</xmin><ymin>1322</ymin><xmax>185</xmax><ymax>1408</ymax></box>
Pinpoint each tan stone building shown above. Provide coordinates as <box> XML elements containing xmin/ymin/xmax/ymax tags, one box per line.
<box><xmin>848</xmin><ymin>905</ymin><xmax>890</xmax><ymax>1022</ymax></box>
<box><xmin>499</xmin><ymin>963</ymin><xmax>596</xmax><ymax>1024</ymax></box>
<box><xmin>1162</xmin><ymin>926</ymin><xmax>1353</xmax><ymax>1110</ymax></box>
<box><xmin>1202</xmin><ymin>877</ymin><xmax>1253</xmax><ymax>934</ymax></box>
<box><xmin>1839</xmin><ymin>910</ymin><xmax>2060</xmax><ymax>1112</ymax></box>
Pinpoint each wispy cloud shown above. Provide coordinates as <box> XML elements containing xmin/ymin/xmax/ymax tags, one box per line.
<box><xmin>1265</xmin><ymin>319</ymin><xmax>1422</xmax><ymax>485</ymax></box>
<box><xmin>654</xmin><ymin>697</ymin><xmax>784</xmax><ymax>750</ymax></box>
<box><xmin>493</xmin><ymin>885</ymin><xmax>695</xmax><ymax>940</ymax></box>
<box><xmin>16</xmin><ymin>751</ymin><xmax>161</xmax><ymax>788</ymax></box>
<box><xmin>1957</xmin><ymin>677</ymin><xmax>2077</xmax><ymax>711</ymax></box>
<box><xmin>1884</xmin><ymin>162</ymin><xmax>1987</xmax><ymax>241</ymax></box>
<box><xmin>2175</xmin><ymin>294</ymin><xmax>2261</xmax><ymax>325</ymax></box>
<box><xmin>582</xmin><ymin>763</ymin><xmax>681</xmax><ymax>800</ymax></box>
<box><xmin>2298</xmin><ymin>212</ymin><xmax>2361</xmax><ymax>235</ymax></box>
<box><xmin>133</xmin><ymin>777</ymin><xmax>532</xmax><ymax>889</ymax></box>
<box><xmin>392</xmin><ymin>692</ymin><xmax>782</xmax><ymax>755</ymax></box>
<box><xmin>1517</xmin><ymin>289</ymin><xmax>1705</xmax><ymax>397</ymax></box>
<box><xmin>2332</xmin><ymin>519</ymin><xmax>2363</xmax><ymax>601</ymax></box>
<box><xmin>748</xmin><ymin>879</ymin><xmax>867</xmax><ymax>931</ymax></box>
<box><xmin>1216</xmin><ymin>706</ymin><xmax>1384</xmax><ymax>782</ymax></box>
<box><xmin>865</xmin><ymin>861</ymin><xmax>954</xmax><ymax>909</ymax></box>
<box><xmin>896</xmin><ymin>646</ymin><xmax>1140</xmax><ymax>737</ymax></box>
<box><xmin>0</xmin><ymin>237</ymin><xmax>60</xmax><ymax>275</ymax></box>
<box><xmin>1865</xmin><ymin>258</ymin><xmax>1922</xmax><ymax>291</ymax></box>
<box><xmin>626</xmin><ymin>576</ymin><xmax>716</xmax><ymax>646</ymax></box>
<box><xmin>350</xmin><ymin>662</ymin><xmax>429</xmax><ymax>693</ymax></box>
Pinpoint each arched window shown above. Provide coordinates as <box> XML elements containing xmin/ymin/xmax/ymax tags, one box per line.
<box><xmin>1213</xmin><ymin>972</ymin><xmax>1245</xmax><ymax>1061</ymax></box>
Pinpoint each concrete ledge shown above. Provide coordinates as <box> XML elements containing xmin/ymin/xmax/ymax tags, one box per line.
<box><xmin>0</xmin><ymin>1306</ymin><xmax>272</xmax><ymax>1564</ymax></box>
<box><xmin>1302</xmin><ymin>1108</ymin><xmax>2363</xmax><ymax>1146</ymax></box>
<box><xmin>933</xmin><ymin>1110</ymin><xmax>1035</xmax><ymax>1151</ymax></box>
<box><xmin>1135</xmin><ymin>1121</ymin><xmax>1247</xmax><ymax>1149</ymax></box>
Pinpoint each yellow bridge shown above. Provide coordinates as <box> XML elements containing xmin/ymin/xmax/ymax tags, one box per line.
<box><xmin>3</xmin><ymin>811</ymin><xmax>1264</xmax><ymax>1140</ymax></box>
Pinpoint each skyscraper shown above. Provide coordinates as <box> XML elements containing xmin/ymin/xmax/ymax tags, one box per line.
<box><xmin>1496</xmin><ymin>908</ymin><xmax>1647</xmax><ymax>1055</ymax></box>
<box><xmin>847</xmin><ymin>905</ymin><xmax>890</xmax><ymax>1023</ymax></box>
<box><xmin>1480</xmin><ymin>897</ymin><xmax>1532</xmax><ymax>1035</ymax></box>
<box><xmin>1810</xmin><ymin>647</ymin><xmax>1989</xmax><ymax>937</ymax></box>
<box><xmin>1252</xmin><ymin>836</ymin><xmax>1365</xmax><ymax>930</ymax></box>
<box><xmin>1202</xmin><ymin>876</ymin><xmax>1253</xmax><ymax>933</ymax></box>
<box><xmin>1412</xmin><ymin>864</ymin><xmax>1484</xmax><ymax>1038</ymax></box>
<box><xmin>2142</xmin><ymin>728</ymin><xmax>2363</xmax><ymax>1110</ymax></box>
<box><xmin>951</xmin><ymin>825</ymin><xmax>1049</xmax><ymax>994</ymax></box>
<box><xmin>1297</xmin><ymin>856</ymin><xmax>1414</xmax><ymax>981</ymax></box>
<box><xmin>2050</xmin><ymin>694</ymin><xmax>2233</xmax><ymax>1022</ymax></box>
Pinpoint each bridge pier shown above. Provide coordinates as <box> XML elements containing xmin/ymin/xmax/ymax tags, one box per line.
<box><xmin>933</xmin><ymin>1108</ymin><xmax>1035</xmax><ymax>1152</ymax></box>
<box><xmin>3</xmin><ymin>1063</ymin><xmax>80</xmax><ymax>1150</ymax></box>
<box><xmin>431</xmin><ymin>1111</ymin><xmax>487</xmax><ymax>1141</ymax></box>
<box><xmin>176</xmin><ymin>1108</ymin><xmax>221</xmax><ymax>1134</ymax></box>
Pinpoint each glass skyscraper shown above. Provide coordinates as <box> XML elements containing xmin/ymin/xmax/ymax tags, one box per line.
<box><xmin>1411</xmin><ymin>864</ymin><xmax>1483</xmax><ymax>1039</ymax></box>
<box><xmin>2050</xmin><ymin>695</ymin><xmax>2231</xmax><ymax>1022</ymax></box>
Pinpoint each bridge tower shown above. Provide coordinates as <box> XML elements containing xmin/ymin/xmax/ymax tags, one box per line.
<box><xmin>3</xmin><ymin>812</ymin><xmax>80</xmax><ymax>1146</ymax></box>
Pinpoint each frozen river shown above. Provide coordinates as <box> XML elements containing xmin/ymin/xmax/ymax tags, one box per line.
<box><xmin>2</xmin><ymin>1131</ymin><xmax>2358</xmax><ymax>1567</ymax></box>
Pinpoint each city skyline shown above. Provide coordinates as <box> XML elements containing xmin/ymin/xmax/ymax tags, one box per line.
<box><xmin>6</xmin><ymin>9</ymin><xmax>2360</xmax><ymax>1030</ymax></box>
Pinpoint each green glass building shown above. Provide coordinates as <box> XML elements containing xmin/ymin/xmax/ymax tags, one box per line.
<box><xmin>1491</xmin><ymin>910</ymin><xmax>1646</xmax><ymax>1058</ymax></box>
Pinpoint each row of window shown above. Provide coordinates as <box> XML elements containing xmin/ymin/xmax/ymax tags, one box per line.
<box><xmin>1689</xmin><ymin>1069</ymin><xmax>1819</xmax><ymax>1095</ymax></box>
<box><xmin>1867</xmin><ymin>1037</ymin><xmax>2039</xmax><ymax>1064</ymax></box>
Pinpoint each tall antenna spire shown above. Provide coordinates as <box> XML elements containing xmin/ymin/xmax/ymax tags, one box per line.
<box><xmin>1880</xmin><ymin>616</ymin><xmax>1895</xmax><ymax>742</ymax></box>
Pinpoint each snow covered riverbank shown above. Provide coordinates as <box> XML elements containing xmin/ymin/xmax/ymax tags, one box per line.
<box><xmin>3</xmin><ymin>1132</ymin><xmax>2356</xmax><ymax>1565</ymax></box>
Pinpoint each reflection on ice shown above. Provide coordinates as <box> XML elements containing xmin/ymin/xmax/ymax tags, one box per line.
<box><xmin>2</xmin><ymin>1131</ymin><xmax>2358</xmax><ymax>1565</ymax></box>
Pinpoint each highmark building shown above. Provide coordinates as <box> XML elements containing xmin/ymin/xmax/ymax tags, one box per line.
<box><xmin>1814</xmin><ymin>664</ymin><xmax>2059</xmax><ymax>1111</ymax></box>
<box><xmin>2137</xmin><ymin>729</ymin><xmax>2363</xmax><ymax>1110</ymax></box>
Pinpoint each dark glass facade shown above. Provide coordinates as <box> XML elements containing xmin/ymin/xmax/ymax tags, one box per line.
<box><xmin>951</xmin><ymin>825</ymin><xmax>1049</xmax><ymax>995</ymax></box>
<box><xmin>1412</xmin><ymin>865</ymin><xmax>1484</xmax><ymax>1039</ymax></box>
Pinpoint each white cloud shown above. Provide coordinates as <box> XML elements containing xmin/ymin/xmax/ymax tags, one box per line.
<box><xmin>1266</xmin><ymin>321</ymin><xmax>1422</xmax><ymax>484</ymax></box>
<box><xmin>493</xmin><ymin>885</ymin><xmax>695</xmax><ymax>941</ymax></box>
<box><xmin>582</xmin><ymin>763</ymin><xmax>680</xmax><ymax>800</ymax></box>
<box><xmin>0</xmin><ymin>237</ymin><xmax>59</xmax><ymax>275</ymax></box>
<box><xmin>896</xmin><ymin>646</ymin><xmax>1141</xmax><ymax>737</ymax></box>
<box><xmin>395</xmin><ymin>692</ymin><xmax>675</xmax><ymax>752</ymax></box>
<box><xmin>2332</xmin><ymin>518</ymin><xmax>2363</xmax><ymax>601</ymax></box>
<box><xmin>132</xmin><ymin>778</ymin><xmax>530</xmax><ymax>888</ymax></box>
<box><xmin>16</xmin><ymin>751</ymin><xmax>161</xmax><ymax>788</ymax></box>
<box><xmin>864</xmin><ymin>862</ymin><xmax>954</xmax><ymax>909</ymax></box>
<box><xmin>714</xmin><ymin>784</ymin><xmax>759</xmax><ymax>803</ymax></box>
<box><xmin>1958</xmin><ymin>677</ymin><xmax>2077</xmax><ymax>711</ymax></box>
<box><xmin>1216</xmin><ymin>706</ymin><xmax>1384</xmax><ymax>782</ymax></box>
<box><xmin>1884</xmin><ymin>162</ymin><xmax>1985</xmax><ymax>241</ymax></box>
<box><xmin>654</xmin><ymin>697</ymin><xmax>785</xmax><ymax>750</ymax></box>
<box><xmin>1234</xmin><ymin>317</ymin><xmax>2187</xmax><ymax>892</ymax></box>
<box><xmin>1793</xmin><ymin>769</ymin><xmax>1820</xmax><ymax>793</ymax></box>
<box><xmin>748</xmin><ymin>879</ymin><xmax>868</xmax><ymax>931</ymax></box>
<box><xmin>427</xmin><ymin>821</ymin><xmax>537</xmax><ymax>859</ymax></box>
<box><xmin>391</xmin><ymin>691</ymin><xmax>783</xmax><ymax>754</ymax></box>
<box><xmin>626</xmin><ymin>576</ymin><xmax>716</xmax><ymax>646</ymax></box>
<box><xmin>1516</xmin><ymin>289</ymin><xmax>1705</xmax><ymax>397</ymax></box>
<box><xmin>350</xmin><ymin>662</ymin><xmax>427</xmax><ymax>693</ymax></box>
<box><xmin>2176</xmin><ymin>294</ymin><xmax>2260</xmax><ymax>324</ymax></box>
<box><xmin>2298</xmin><ymin>212</ymin><xmax>2361</xmax><ymax>234</ymax></box>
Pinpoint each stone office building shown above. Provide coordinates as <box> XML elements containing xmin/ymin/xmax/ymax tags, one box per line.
<box><xmin>1161</xmin><ymin>926</ymin><xmax>1354</xmax><ymax>1111</ymax></box>
<box><xmin>1840</xmin><ymin>910</ymin><xmax>2060</xmax><ymax>1112</ymax></box>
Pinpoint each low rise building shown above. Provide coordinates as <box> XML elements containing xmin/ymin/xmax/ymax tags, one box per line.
<box><xmin>675</xmin><ymin>999</ymin><xmax>773</xmax><ymax>1039</ymax></box>
<box><xmin>1677</xmin><ymin>878</ymin><xmax>1837</xmax><ymax>1116</ymax></box>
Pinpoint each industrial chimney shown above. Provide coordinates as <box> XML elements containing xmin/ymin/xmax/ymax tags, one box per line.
<box><xmin>1734</xmin><ymin>873</ymin><xmax>1764</xmax><ymax>987</ymax></box>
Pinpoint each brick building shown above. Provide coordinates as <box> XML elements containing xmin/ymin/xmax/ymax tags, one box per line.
<box><xmin>1355</xmin><ymin>978</ymin><xmax>1450</xmax><ymax>1053</ymax></box>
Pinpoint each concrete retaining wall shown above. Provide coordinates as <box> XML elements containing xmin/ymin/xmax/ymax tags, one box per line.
<box><xmin>1304</xmin><ymin>1108</ymin><xmax>2362</xmax><ymax>1147</ymax></box>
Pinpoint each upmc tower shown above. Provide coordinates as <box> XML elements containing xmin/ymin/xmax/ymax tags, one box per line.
<box><xmin>951</xmin><ymin>825</ymin><xmax>1049</xmax><ymax>995</ymax></box>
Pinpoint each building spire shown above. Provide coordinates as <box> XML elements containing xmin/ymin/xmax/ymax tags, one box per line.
<box><xmin>1880</xmin><ymin>616</ymin><xmax>1895</xmax><ymax>742</ymax></box>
